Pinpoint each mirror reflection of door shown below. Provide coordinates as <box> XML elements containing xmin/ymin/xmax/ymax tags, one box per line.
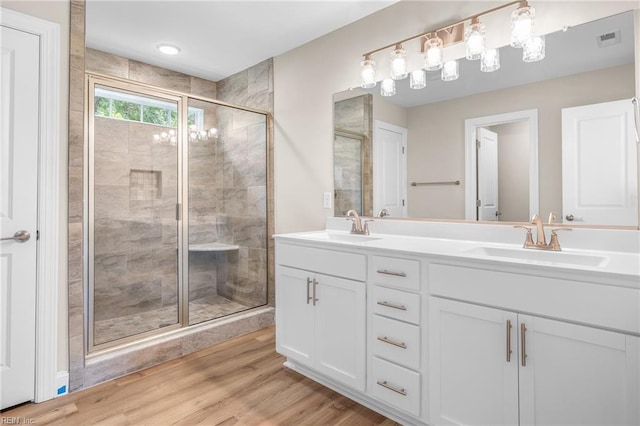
<box><xmin>561</xmin><ymin>98</ymin><xmax>638</xmax><ymax>226</ymax></box>
<box><xmin>477</xmin><ymin>128</ymin><xmax>499</xmax><ymax>221</ymax></box>
<box><xmin>374</xmin><ymin>121</ymin><xmax>408</xmax><ymax>218</ymax></box>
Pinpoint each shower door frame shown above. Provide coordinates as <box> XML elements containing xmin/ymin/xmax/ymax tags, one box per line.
<box><xmin>86</xmin><ymin>73</ymin><xmax>272</xmax><ymax>354</ymax></box>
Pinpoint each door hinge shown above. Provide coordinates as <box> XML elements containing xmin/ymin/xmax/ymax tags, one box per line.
<box><xmin>402</xmin><ymin>199</ymin><xmax>405</xmax><ymax>207</ymax></box>
<box><xmin>402</xmin><ymin>146</ymin><xmax>405</xmax><ymax>154</ymax></box>
<box><xmin>476</xmin><ymin>139</ymin><xmax>481</xmax><ymax>149</ymax></box>
<box><xmin>36</xmin><ymin>230</ymin><xmax>40</xmax><ymax>240</ymax></box>
<box><xmin>176</xmin><ymin>203</ymin><xmax>182</xmax><ymax>221</ymax></box>
<box><xmin>476</xmin><ymin>199</ymin><xmax>482</xmax><ymax>207</ymax></box>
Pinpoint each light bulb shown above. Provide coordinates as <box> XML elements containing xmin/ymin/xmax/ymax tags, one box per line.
<box><xmin>157</xmin><ymin>44</ymin><xmax>181</xmax><ymax>55</ymax></box>
<box><xmin>160</xmin><ymin>131</ymin><xmax>168</xmax><ymax>139</ymax></box>
<box><xmin>481</xmin><ymin>48</ymin><xmax>500</xmax><ymax>72</ymax></box>
<box><xmin>390</xmin><ymin>46</ymin><xmax>408</xmax><ymax>80</ymax></box>
<box><xmin>380</xmin><ymin>78</ymin><xmax>395</xmax><ymax>97</ymax></box>
<box><xmin>465</xmin><ymin>20</ymin><xmax>485</xmax><ymax>60</ymax></box>
<box><xmin>523</xmin><ymin>35</ymin><xmax>545</xmax><ymax>62</ymax></box>
<box><xmin>153</xmin><ymin>134</ymin><xmax>161</xmax><ymax>144</ymax></box>
<box><xmin>169</xmin><ymin>129</ymin><xmax>176</xmax><ymax>136</ymax></box>
<box><xmin>360</xmin><ymin>57</ymin><xmax>376</xmax><ymax>89</ymax></box>
<box><xmin>409</xmin><ymin>69</ymin><xmax>426</xmax><ymax>90</ymax></box>
<box><xmin>424</xmin><ymin>37</ymin><xmax>443</xmax><ymax>71</ymax></box>
<box><xmin>441</xmin><ymin>60</ymin><xmax>459</xmax><ymax>81</ymax></box>
<box><xmin>511</xmin><ymin>4</ymin><xmax>535</xmax><ymax>48</ymax></box>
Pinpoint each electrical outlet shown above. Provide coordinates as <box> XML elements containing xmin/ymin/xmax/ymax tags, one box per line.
<box><xmin>323</xmin><ymin>192</ymin><xmax>332</xmax><ymax>209</ymax></box>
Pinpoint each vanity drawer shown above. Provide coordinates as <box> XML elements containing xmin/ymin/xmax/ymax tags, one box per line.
<box><xmin>370</xmin><ymin>356</ymin><xmax>421</xmax><ymax>417</ymax></box>
<box><xmin>373</xmin><ymin>286</ymin><xmax>420</xmax><ymax>325</ymax></box>
<box><xmin>372</xmin><ymin>315</ymin><xmax>420</xmax><ymax>370</ymax></box>
<box><xmin>277</xmin><ymin>242</ymin><xmax>366</xmax><ymax>281</ymax></box>
<box><xmin>371</xmin><ymin>256</ymin><xmax>420</xmax><ymax>291</ymax></box>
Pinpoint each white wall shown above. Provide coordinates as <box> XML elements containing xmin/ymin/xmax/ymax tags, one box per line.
<box><xmin>273</xmin><ymin>1</ymin><xmax>638</xmax><ymax>233</ymax></box>
<box><xmin>2</xmin><ymin>0</ymin><xmax>70</xmax><ymax>371</ymax></box>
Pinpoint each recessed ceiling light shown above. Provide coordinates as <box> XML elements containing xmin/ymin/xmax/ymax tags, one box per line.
<box><xmin>157</xmin><ymin>44</ymin><xmax>181</xmax><ymax>55</ymax></box>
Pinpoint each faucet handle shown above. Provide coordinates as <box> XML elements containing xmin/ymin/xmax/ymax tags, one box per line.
<box><xmin>346</xmin><ymin>217</ymin><xmax>358</xmax><ymax>232</ymax></box>
<box><xmin>363</xmin><ymin>219</ymin><xmax>374</xmax><ymax>235</ymax></box>
<box><xmin>548</xmin><ymin>227</ymin><xmax>572</xmax><ymax>251</ymax></box>
<box><xmin>514</xmin><ymin>225</ymin><xmax>534</xmax><ymax>247</ymax></box>
<box><xmin>548</xmin><ymin>212</ymin><xmax>557</xmax><ymax>224</ymax></box>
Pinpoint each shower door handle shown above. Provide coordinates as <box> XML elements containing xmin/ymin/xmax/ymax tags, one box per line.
<box><xmin>1</xmin><ymin>230</ymin><xmax>31</xmax><ymax>243</ymax></box>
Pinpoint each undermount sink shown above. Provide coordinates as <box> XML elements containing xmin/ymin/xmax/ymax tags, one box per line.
<box><xmin>301</xmin><ymin>232</ymin><xmax>382</xmax><ymax>243</ymax></box>
<box><xmin>466</xmin><ymin>246</ymin><xmax>609</xmax><ymax>267</ymax></box>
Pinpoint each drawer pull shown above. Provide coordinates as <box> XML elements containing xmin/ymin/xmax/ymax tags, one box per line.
<box><xmin>376</xmin><ymin>300</ymin><xmax>407</xmax><ymax>311</ymax></box>
<box><xmin>377</xmin><ymin>336</ymin><xmax>407</xmax><ymax>349</ymax></box>
<box><xmin>377</xmin><ymin>269</ymin><xmax>407</xmax><ymax>278</ymax></box>
<box><xmin>376</xmin><ymin>380</ymin><xmax>407</xmax><ymax>396</ymax></box>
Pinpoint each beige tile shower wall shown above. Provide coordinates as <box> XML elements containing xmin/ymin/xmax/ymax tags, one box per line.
<box><xmin>406</xmin><ymin>64</ymin><xmax>634</xmax><ymax>219</ymax></box>
<box><xmin>216</xmin><ymin>59</ymin><xmax>274</xmax><ymax>307</ymax></box>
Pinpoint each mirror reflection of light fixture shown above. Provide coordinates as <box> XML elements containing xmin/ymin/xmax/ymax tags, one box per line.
<box><xmin>441</xmin><ymin>60</ymin><xmax>459</xmax><ymax>81</ymax></box>
<box><xmin>390</xmin><ymin>44</ymin><xmax>408</xmax><ymax>80</ymax></box>
<box><xmin>481</xmin><ymin>48</ymin><xmax>501</xmax><ymax>72</ymax></box>
<box><xmin>523</xmin><ymin>35</ymin><xmax>545</xmax><ymax>62</ymax></box>
<box><xmin>189</xmin><ymin>125</ymin><xmax>218</xmax><ymax>143</ymax></box>
<box><xmin>380</xmin><ymin>78</ymin><xmax>396</xmax><ymax>96</ymax></box>
<box><xmin>360</xmin><ymin>56</ymin><xmax>376</xmax><ymax>88</ymax></box>
<box><xmin>358</xmin><ymin>1</ymin><xmax>543</xmax><ymax>95</ymax></box>
<box><xmin>153</xmin><ymin>128</ymin><xmax>177</xmax><ymax>146</ymax></box>
<box><xmin>465</xmin><ymin>18</ymin><xmax>485</xmax><ymax>60</ymax></box>
<box><xmin>410</xmin><ymin>69</ymin><xmax>426</xmax><ymax>89</ymax></box>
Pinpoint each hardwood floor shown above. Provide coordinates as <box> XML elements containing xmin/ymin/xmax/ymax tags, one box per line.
<box><xmin>1</xmin><ymin>327</ymin><xmax>398</xmax><ymax>425</ymax></box>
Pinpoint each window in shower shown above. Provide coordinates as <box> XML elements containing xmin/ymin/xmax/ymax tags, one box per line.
<box><xmin>88</xmin><ymin>76</ymin><xmax>269</xmax><ymax>350</ymax></box>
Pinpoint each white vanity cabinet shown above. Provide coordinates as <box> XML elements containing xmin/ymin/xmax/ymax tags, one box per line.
<box><xmin>429</xmin><ymin>286</ymin><xmax>640</xmax><ymax>426</ymax></box>
<box><xmin>275</xmin><ymin>242</ymin><xmax>366</xmax><ymax>391</ymax></box>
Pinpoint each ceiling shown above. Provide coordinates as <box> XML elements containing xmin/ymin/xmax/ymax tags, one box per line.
<box><xmin>86</xmin><ymin>0</ymin><xmax>397</xmax><ymax>82</ymax></box>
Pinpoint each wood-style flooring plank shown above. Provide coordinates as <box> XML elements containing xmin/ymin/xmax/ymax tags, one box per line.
<box><xmin>1</xmin><ymin>327</ymin><xmax>399</xmax><ymax>425</ymax></box>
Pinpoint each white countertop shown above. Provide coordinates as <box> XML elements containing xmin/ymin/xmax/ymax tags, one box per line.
<box><xmin>274</xmin><ymin>229</ymin><xmax>640</xmax><ymax>285</ymax></box>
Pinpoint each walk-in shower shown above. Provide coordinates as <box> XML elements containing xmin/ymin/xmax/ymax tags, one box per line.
<box><xmin>87</xmin><ymin>75</ymin><xmax>268</xmax><ymax>350</ymax></box>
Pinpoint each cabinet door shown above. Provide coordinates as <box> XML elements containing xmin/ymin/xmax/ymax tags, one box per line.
<box><xmin>275</xmin><ymin>266</ymin><xmax>315</xmax><ymax>368</ymax></box>
<box><xmin>519</xmin><ymin>315</ymin><xmax>640</xmax><ymax>426</ymax></box>
<box><xmin>429</xmin><ymin>298</ymin><xmax>519</xmax><ymax>426</ymax></box>
<box><xmin>314</xmin><ymin>273</ymin><xmax>366</xmax><ymax>391</ymax></box>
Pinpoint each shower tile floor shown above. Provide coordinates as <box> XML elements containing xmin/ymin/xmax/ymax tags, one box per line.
<box><xmin>94</xmin><ymin>294</ymin><xmax>251</xmax><ymax>345</ymax></box>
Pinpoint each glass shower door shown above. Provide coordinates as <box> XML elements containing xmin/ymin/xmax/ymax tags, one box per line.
<box><xmin>89</xmin><ymin>78</ymin><xmax>182</xmax><ymax>347</ymax></box>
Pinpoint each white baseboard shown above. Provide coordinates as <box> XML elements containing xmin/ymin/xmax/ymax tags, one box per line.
<box><xmin>55</xmin><ymin>371</ymin><xmax>69</xmax><ymax>397</ymax></box>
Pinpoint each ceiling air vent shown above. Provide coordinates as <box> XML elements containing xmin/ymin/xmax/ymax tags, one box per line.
<box><xmin>596</xmin><ymin>30</ymin><xmax>621</xmax><ymax>48</ymax></box>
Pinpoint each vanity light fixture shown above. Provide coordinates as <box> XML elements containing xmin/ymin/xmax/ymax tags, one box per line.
<box><xmin>465</xmin><ymin>17</ymin><xmax>486</xmax><ymax>60</ymax></box>
<box><xmin>390</xmin><ymin>45</ymin><xmax>408</xmax><ymax>80</ymax></box>
<box><xmin>358</xmin><ymin>0</ymin><xmax>543</xmax><ymax>95</ymax></box>
<box><xmin>152</xmin><ymin>126</ymin><xmax>218</xmax><ymax>145</ymax></box>
<box><xmin>153</xmin><ymin>129</ymin><xmax>177</xmax><ymax>146</ymax></box>
<box><xmin>157</xmin><ymin>43</ymin><xmax>181</xmax><ymax>55</ymax></box>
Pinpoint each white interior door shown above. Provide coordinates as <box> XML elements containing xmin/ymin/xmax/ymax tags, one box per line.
<box><xmin>373</xmin><ymin>121</ymin><xmax>407</xmax><ymax>217</ymax></box>
<box><xmin>562</xmin><ymin>99</ymin><xmax>638</xmax><ymax>226</ymax></box>
<box><xmin>0</xmin><ymin>25</ymin><xmax>39</xmax><ymax>410</ymax></box>
<box><xmin>477</xmin><ymin>128</ymin><xmax>499</xmax><ymax>221</ymax></box>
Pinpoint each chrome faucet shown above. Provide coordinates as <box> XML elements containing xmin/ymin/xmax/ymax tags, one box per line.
<box><xmin>514</xmin><ymin>212</ymin><xmax>571</xmax><ymax>251</ymax></box>
<box><xmin>346</xmin><ymin>210</ymin><xmax>372</xmax><ymax>235</ymax></box>
<box><xmin>378</xmin><ymin>209</ymin><xmax>390</xmax><ymax>218</ymax></box>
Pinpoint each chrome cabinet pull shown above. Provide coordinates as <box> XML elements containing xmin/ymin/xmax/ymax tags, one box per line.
<box><xmin>312</xmin><ymin>278</ymin><xmax>319</xmax><ymax>306</ymax></box>
<box><xmin>0</xmin><ymin>230</ymin><xmax>31</xmax><ymax>243</ymax></box>
<box><xmin>376</xmin><ymin>300</ymin><xmax>407</xmax><ymax>311</ymax></box>
<box><xmin>377</xmin><ymin>336</ymin><xmax>407</xmax><ymax>349</ymax></box>
<box><xmin>306</xmin><ymin>278</ymin><xmax>312</xmax><ymax>304</ymax></box>
<box><xmin>376</xmin><ymin>380</ymin><xmax>407</xmax><ymax>396</ymax></box>
<box><xmin>376</xmin><ymin>269</ymin><xmax>407</xmax><ymax>278</ymax></box>
<box><xmin>506</xmin><ymin>320</ymin><xmax>512</xmax><ymax>362</ymax></box>
<box><xmin>521</xmin><ymin>323</ymin><xmax>527</xmax><ymax>367</ymax></box>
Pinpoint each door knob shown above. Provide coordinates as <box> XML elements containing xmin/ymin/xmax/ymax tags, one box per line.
<box><xmin>565</xmin><ymin>214</ymin><xmax>574</xmax><ymax>221</ymax></box>
<box><xmin>0</xmin><ymin>230</ymin><xmax>31</xmax><ymax>242</ymax></box>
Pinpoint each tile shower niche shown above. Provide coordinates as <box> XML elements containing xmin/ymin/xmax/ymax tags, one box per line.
<box><xmin>88</xmin><ymin>76</ymin><xmax>268</xmax><ymax>351</ymax></box>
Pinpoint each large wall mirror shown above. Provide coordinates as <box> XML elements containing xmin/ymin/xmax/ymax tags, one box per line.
<box><xmin>334</xmin><ymin>10</ymin><xmax>638</xmax><ymax>227</ymax></box>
